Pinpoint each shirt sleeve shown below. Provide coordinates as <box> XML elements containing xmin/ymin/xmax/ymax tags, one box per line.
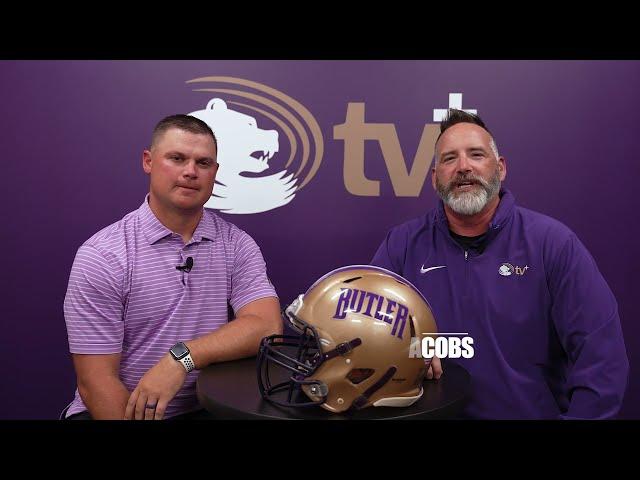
<box><xmin>229</xmin><ymin>232</ymin><xmax>278</xmax><ymax>314</ymax></box>
<box><xmin>370</xmin><ymin>226</ymin><xmax>407</xmax><ymax>275</ymax></box>
<box><xmin>63</xmin><ymin>244</ymin><xmax>125</xmax><ymax>354</ymax></box>
<box><xmin>548</xmin><ymin>234</ymin><xmax>629</xmax><ymax>419</ymax></box>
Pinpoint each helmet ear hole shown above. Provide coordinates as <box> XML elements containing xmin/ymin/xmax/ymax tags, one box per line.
<box><xmin>347</xmin><ymin>368</ymin><xmax>375</xmax><ymax>385</ymax></box>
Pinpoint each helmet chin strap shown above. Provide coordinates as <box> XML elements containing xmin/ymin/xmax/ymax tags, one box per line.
<box><xmin>350</xmin><ymin>366</ymin><xmax>398</xmax><ymax>411</ymax></box>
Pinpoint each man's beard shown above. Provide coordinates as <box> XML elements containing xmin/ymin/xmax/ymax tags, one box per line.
<box><xmin>435</xmin><ymin>167</ymin><xmax>501</xmax><ymax>216</ymax></box>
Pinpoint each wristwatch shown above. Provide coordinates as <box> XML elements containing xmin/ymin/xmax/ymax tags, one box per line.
<box><xmin>169</xmin><ymin>341</ymin><xmax>196</xmax><ymax>373</ymax></box>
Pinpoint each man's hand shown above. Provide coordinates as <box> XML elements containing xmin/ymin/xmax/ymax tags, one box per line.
<box><xmin>426</xmin><ymin>355</ymin><xmax>443</xmax><ymax>380</ymax></box>
<box><xmin>124</xmin><ymin>353</ymin><xmax>187</xmax><ymax>420</ymax></box>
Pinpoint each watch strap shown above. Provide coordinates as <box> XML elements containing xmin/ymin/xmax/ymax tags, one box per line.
<box><xmin>178</xmin><ymin>353</ymin><xmax>195</xmax><ymax>373</ymax></box>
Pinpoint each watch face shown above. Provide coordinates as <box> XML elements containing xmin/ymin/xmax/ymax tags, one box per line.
<box><xmin>171</xmin><ymin>342</ymin><xmax>189</xmax><ymax>359</ymax></box>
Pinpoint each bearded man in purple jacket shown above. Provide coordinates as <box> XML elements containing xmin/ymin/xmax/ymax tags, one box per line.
<box><xmin>371</xmin><ymin>109</ymin><xmax>629</xmax><ymax>419</ymax></box>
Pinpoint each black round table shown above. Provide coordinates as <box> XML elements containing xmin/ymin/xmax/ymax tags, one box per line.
<box><xmin>196</xmin><ymin>357</ymin><xmax>470</xmax><ymax>419</ymax></box>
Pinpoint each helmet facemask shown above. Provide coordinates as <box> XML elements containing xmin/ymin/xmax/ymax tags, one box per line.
<box><xmin>257</xmin><ymin>301</ymin><xmax>363</xmax><ymax>410</ymax></box>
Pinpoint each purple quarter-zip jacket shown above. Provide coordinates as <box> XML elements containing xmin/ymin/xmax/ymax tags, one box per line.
<box><xmin>371</xmin><ymin>189</ymin><xmax>629</xmax><ymax>419</ymax></box>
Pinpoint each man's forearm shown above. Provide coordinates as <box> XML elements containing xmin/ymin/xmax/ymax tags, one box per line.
<box><xmin>187</xmin><ymin>313</ymin><xmax>281</xmax><ymax>369</ymax></box>
<box><xmin>78</xmin><ymin>377</ymin><xmax>131</xmax><ymax>420</ymax></box>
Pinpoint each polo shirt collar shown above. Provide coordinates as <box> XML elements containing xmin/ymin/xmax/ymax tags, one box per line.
<box><xmin>139</xmin><ymin>195</ymin><xmax>217</xmax><ymax>245</ymax></box>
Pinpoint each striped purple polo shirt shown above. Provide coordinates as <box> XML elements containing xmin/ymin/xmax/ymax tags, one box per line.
<box><xmin>63</xmin><ymin>196</ymin><xmax>277</xmax><ymax>418</ymax></box>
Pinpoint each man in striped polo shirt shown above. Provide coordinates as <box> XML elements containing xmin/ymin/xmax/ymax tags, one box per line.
<box><xmin>63</xmin><ymin>114</ymin><xmax>282</xmax><ymax>420</ymax></box>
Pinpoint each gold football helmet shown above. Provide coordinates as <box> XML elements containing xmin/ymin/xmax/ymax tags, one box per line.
<box><xmin>257</xmin><ymin>265</ymin><xmax>438</xmax><ymax>413</ymax></box>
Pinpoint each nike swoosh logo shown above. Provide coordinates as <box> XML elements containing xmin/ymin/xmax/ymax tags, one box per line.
<box><xmin>420</xmin><ymin>265</ymin><xmax>447</xmax><ymax>274</ymax></box>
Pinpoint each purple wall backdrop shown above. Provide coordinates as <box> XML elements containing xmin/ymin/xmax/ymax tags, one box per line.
<box><xmin>1</xmin><ymin>60</ymin><xmax>637</xmax><ymax>419</ymax></box>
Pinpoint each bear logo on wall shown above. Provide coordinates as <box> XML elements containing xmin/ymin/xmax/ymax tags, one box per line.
<box><xmin>190</xmin><ymin>98</ymin><xmax>297</xmax><ymax>214</ymax></box>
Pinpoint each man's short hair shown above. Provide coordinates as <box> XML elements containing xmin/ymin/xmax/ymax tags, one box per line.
<box><xmin>437</xmin><ymin>108</ymin><xmax>492</xmax><ymax>142</ymax></box>
<box><xmin>151</xmin><ymin>114</ymin><xmax>217</xmax><ymax>151</ymax></box>
<box><xmin>436</xmin><ymin>108</ymin><xmax>499</xmax><ymax>157</ymax></box>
